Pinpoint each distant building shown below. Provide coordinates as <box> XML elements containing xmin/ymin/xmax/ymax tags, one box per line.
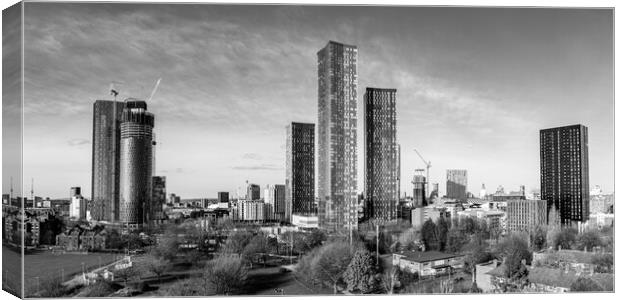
<box><xmin>151</xmin><ymin>176</ymin><xmax>166</xmax><ymax>222</ymax></box>
<box><xmin>246</xmin><ymin>183</ymin><xmax>260</xmax><ymax>200</ymax></box>
<box><xmin>589</xmin><ymin>194</ymin><xmax>613</xmax><ymax>214</ymax></box>
<box><xmin>217</xmin><ymin>192</ymin><xmax>229</xmax><ymax>203</ymax></box>
<box><xmin>237</xmin><ymin>199</ymin><xmax>265</xmax><ymax>221</ymax></box>
<box><xmin>119</xmin><ymin>98</ymin><xmax>155</xmax><ymax>227</ymax></box>
<box><xmin>540</xmin><ymin>124</ymin><xmax>589</xmax><ymax>225</ymax></box>
<box><xmin>429</xmin><ymin>183</ymin><xmax>439</xmax><ymax>200</ymax></box>
<box><xmin>292</xmin><ymin>214</ymin><xmax>319</xmax><ymax>229</ymax></box>
<box><xmin>91</xmin><ymin>100</ymin><xmax>124</xmax><ymax>222</ymax></box>
<box><xmin>480</xmin><ymin>183</ymin><xmax>487</xmax><ymax>199</ymax></box>
<box><xmin>364</xmin><ymin>87</ymin><xmax>398</xmax><ymax>223</ymax></box>
<box><xmin>446</xmin><ymin>170</ymin><xmax>467</xmax><ymax>201</ymax></box>
<box><xmin>317</xmin><ymin>40</ymin><xmax>359</xmax><ymax>232</ymax></box>
<box><xmin>169</xmin><ymin>193</ymin><xmax>181</xmax><ymax>205</ymax></box>
<box><xmin>69</xmin><ymin>186</ymin><xmax>86</xmax><ymax>220</ymax></box>
<box><xmin>412</xmin><ymin>169</ymin><xmax>426</xmax><ymax>208</ymax></box>
<box><xmin>265</xmin><ymin>184</ymin><xmax>285</xmax><ymax>221</ymax></box>
<box><xmin>286</xmin><ymin>122</ymin><xmax>316</xmax><ymax>221</ymax></box>
<box><xmin>506</xmin><ymin>199</ymin><xmax>547</xmax><ymax>233</ymax></box>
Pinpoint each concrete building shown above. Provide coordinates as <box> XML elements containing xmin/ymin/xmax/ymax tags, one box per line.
<box><xmin>540</xmin><ymin>124</ymin><xmax>589</xmax><ymax>225</ymax></box>
<box><xmin>364</xmin><ymin>87</ymin><xmax>398</xmax><ymax>223</ymax></box>
<box><xmin>119</xmin><ymin>99</ymin><xmax>155</xmax><ymax>227</ymax></box>
<box><xmin>317</xmin><ymin>40</ymin><xmax>359</xmax><ymax>232</ymax></box>
<box><xmin>91</xmin><ymin>100</ymin><xmax>124</xmax><ymax>222</ymax></box>
<box><xmin>237</xmin><ymin>199</ymin><xmax>265</xmax><ymax>221</ymax></box>
<box><xmin>506</xmin><ymin>199</ymin><xmax>547</xmax><ymax>233</ymax></box>
<box><xmin>286</xmin><ymin>122</ymin><xmax>316</xmax><ymax>221</ymax></box>
<box><xmin>457</xmin><ymin>209</ymin><xmax>505</xmax><ymax>233</ymax></box>
<box><xmin>446</xmin><ymin>169</ymin><xmax>467</xmax><ymax>201</ymax></box>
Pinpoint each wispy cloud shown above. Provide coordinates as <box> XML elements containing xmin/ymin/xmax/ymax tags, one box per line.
<box><xmin>67</xmin><ymin>138</ymin><xmax>90</xmax><ymax>146</ymax></box>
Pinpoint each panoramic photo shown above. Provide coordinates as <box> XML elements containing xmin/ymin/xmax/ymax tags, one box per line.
<box><xmin>1</xmin><ymin>2</ymin><xmax>614</xmax><ymax>298</ymax></box>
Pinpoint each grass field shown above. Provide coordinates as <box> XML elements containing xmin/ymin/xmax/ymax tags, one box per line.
<box><xmin>18</xmin><ymin>248</ymin><xmax>120</xmax><ymax>292</ymax></box>
<box><xmin>2</xmin><ymin>245</ymin><xmax>23</xmax><ymax>297</ymax></box>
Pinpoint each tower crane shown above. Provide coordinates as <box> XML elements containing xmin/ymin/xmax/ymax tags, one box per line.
<box><xmin>414</xmin><ymin>149</ymin><xmax>432</xmax><ymax>197</ymax></box>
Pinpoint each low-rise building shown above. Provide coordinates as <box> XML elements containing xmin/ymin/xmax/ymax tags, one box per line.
<box><xmin>457</xmin><ymin>209</ymin><xmax>505</xmax><ymax>232</ymax></box>
<box><xmin>486</xmin><ymin>265</ymin><xmax>613</xmax><ymax>292</ymax></box>
<box><xmin>291</xmin><ymin>214</ymin><xmax>319</xmax><ymax>229</ymax></box>
<box><xmin>392</xmin><ymin>250</ymin><xmax>465</xmax><ymax>277</ymax></box>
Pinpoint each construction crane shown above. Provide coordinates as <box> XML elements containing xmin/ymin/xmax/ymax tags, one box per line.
<box><xmin>414</xmin><ymin>149</ymin><xmax>432</xmax><ymax>197</ymax></box>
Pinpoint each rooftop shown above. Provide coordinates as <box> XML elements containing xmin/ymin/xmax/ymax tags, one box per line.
<box><xmin>395</xmin><ymin>251</ymin><xmax>464</xmax><ymax>263</ymax></box>
<box><xmin>486</xmin><ymin>265</ymin><xmax>614</xmax><ymax>290</ymax></box>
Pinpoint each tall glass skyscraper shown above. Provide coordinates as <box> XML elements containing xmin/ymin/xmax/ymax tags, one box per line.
<box><xmin>119</xmin><ymin>99</ymin><xmax>154</xmax><ymax>226</ymax></box>
<box><xmin>364</xmin><ymin>88</ymin><xmax>398</xmax><ymax>223</ymax></box>
<box><xmin>317</xmin><ymin>41</ymin><xmax>358</xmax><ymax>231</ymax></box>
<box><xmin>540</xmin><ymin>124</ymin><xmax>589</xmax><ymax>225</ymax></box>
<box><xmin>286</xmin><ymin>122</ymin><xmax>315</xmax><ymax>220</ymax></box>
<box><xmin>91</xmin><ymin>100</ymin><xmax>124</xmax><ymax>222</ymax></box>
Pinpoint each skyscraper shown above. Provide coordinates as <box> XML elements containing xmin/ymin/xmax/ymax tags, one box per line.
<box><xmin>265</xmin><ymin>184</ymin><xmax>286</xmax><ymax>221</ymax></box>
<box><xmin>246</xmin><ymin>183</ymin><xmax>260</xmax><ymax>200</ymax></box>
<box><xmin>540</xmin><ymin>124</ymin><xmax>589</xmax><ymax>225</ymax></box>
<box><xmin>446</xmin><ymin>169</ymin><xmax>467</xmax><ymax>201</ymax></box>
<box><xmin>364</xmin><ymin>87</ymin><xmax>398</xmax><ymax>223</ymax></box>
<box><xmin>286</xmin><ymin>122</ymin><xmax>315</xmax><ymax>220</ymax></box>
<box><xmin>91</xmin><ymin>100</ymin><xmax>124</xmax><ymax>222</ymax></box>
<box><xmin>119</xmin><ymin>99</ymin><xmax>154</xmax><ymax>227</ymax></box>
<box><xmin>151</xmin><ymin>176</ymin><xmax>166</xmax><ymax>222</ymax></box>
<box><xmin>218</xmin><ymin>192</ymin><xmax>229</xmax><ymax>203</ymax></box>
<box><xmin>412</xmin><ymin>169</ymin><xmax>426</xmax><ymax>208</ymax></box>
<box><xmin>317</xmin><ymin>40</ymin><xmax>358</xmax><ymax>231</ymax></box>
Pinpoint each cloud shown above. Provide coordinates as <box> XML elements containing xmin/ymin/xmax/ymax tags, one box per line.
<box><xmin>67</xmin><ymin>138</ymin><xmax>89</xmax><ymax>146</ymax></box>
<box><xmin>242</xmin><ymin>153</ymin><xmax>262</xmax><ymax>160</ymax></box>
<box><xmin>231</xmin><ymin>164</ymin><xmax>283</xmax><ymax>171</ymax></box>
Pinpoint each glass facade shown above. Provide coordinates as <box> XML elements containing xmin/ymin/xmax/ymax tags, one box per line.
<box><xmin>91</xmin><ymin>100</ymin><xmax>124</xmax><ymax>222</ymax></box>
<box><xmin>119</xmin><ymin>99</ymin><xmax>154</xmax><ymax>226</ymax></box>
<box><xmin>364</xmin><ymin>88</ymin><xmax>398</xmax><ymax>223</ymax></box>
<box><xmin>317</xmin><ymin>41</ymin><xmax>358</xmax><ymax>232</ymax></box>
<box><xmin>151</xmin><ymin>176</ymin><xmax>166</xmax><ymax>222</ymax></box>
<box><xmin>446</xmin><ymin>169</ymin><xmax>467</xmax><ymax>201</ymax></box>
<box><xmin>540</xmin><ymin>124</ymin><xmax>589</xmax><ymax>224</ymax></box>
<box><xmin>286</xmin><ymin>122</ymin><xmax>315</xmax><ymax>220</ymax></box>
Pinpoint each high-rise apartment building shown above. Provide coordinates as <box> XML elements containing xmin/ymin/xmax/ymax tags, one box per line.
<box><xmin>151</xmin><ymin>176</ymin><xmax>166</xmax><ymax>222</ymax></box>
<box><xmin>265</xmin><ymin>184</ymin><xmax>285</xmax><ymax>221</ymax></box>
<box><xmin>364</xmin><ymin>87</ymin><xmax>398</xmax><ymax>223</ymax></box>
<box><xmin>286</xmin><ymin>122</ymin><xmax>315</xmax><ymax>220</ymax></box>
<box><xmin>446</xmin><ymin>169</ymin><xmax>468</xmax><ymax>201</ymax></box>
<box><xmin>317</xmin><ymin>40</ymin><xmax>358</xmax><ymax>231</ymax></box>
<box><xmin>119</xmin><ymin>99</ymin><xmax>154</xmax><ymax>226</ymax></box>
<box><xmin>506</xmin><ymin>199</ymin><xmax>547</xmax><ymax>233</ymax></box>
<box><xmin>91</xmin><ymin>100</ymin><xmax>124</xmax><ymax>222</ymax></box>
<box><xmin>540</xmin><ymin>124</ymin><xmax>589</xmax><ymax>225</ymax></box>
<box><xmin>246</xmin><ymin>183</ymin><xmax>260</xmax><ymax>200</ymax></box>
<box><xmin>218</xmin><ymin>192</ymin><xmax>229</xmax><ymax>203</ymax></box>
<box><xmin>412</xmin><ymin>169</ymin><xmax>426</xmax><ymax>208</ymax></box>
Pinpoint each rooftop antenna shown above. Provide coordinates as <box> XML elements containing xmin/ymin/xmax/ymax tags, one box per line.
<box><xmin>10</xmin><ymin>177</ymin><xmax>13</xmax><ymax>200</ymax></box>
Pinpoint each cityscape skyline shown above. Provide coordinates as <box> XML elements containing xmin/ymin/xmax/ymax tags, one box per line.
<box><xmin>2</xmin><ymin>4</ymin><xmax>613</xmax><ymax>199</ymax></box>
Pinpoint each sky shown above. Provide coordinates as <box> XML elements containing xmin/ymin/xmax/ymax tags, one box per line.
<box><xmin>2</xmin><ymin>3</ymin><xmax>613</xmax><ymax>199</ymax></box>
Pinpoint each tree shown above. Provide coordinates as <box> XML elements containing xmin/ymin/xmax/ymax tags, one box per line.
<box><xmin>343</xmin><ymin>249</ymin><xmax>379</xmax><ymax>293</ymax></box>
<box><xmin>469</xmin><ymin>282</ymin><xmax>482</xmax><ymax>293</ymax></box>
<box><xmin>459</xmin><ymin>217</ymin><xmax>478</xmax><ymax>235</ymax></box>
<box><xmin>202</xmin><ymin>255</ymin><xmax>248</xmax><ymax>295</ymax></box>
<box><xmin>145</xmin><ymin>255</ymin><xmax>169</xmax><ymax>283</ymax></box>
<box><xmin>242</xmin><ymin>234</ymin><xmax>269</xmax><ymax>267</ymax></box>
<box><xmin>160</xmin><ymin>278</ymin><xmax>204</xmax><ymax>296</ymax></box>
<box><xmin>551</xmin><ymin>227</ymin><xmax>577</xmax><ymax>250</ymax></box>
<box><xmin>463</xmin><ymin>233</ymin><xmax>492</xmax><ymax>274</ymax></box>
<box><xmin>421</xmin><ymin>219</ymin><xmax>439</xmax><ymax>251</ymax></box>
<box><xmin>445</xmin><ymin>227</ymin><xmax>468</xmax><ymax>253</ymax></box>
<box><xmin>496</xmin><ymin>233</ymin><xmax>532</xmax><ymax>265</ymax></box>
<box><xmin>83</xmin><ymin>281</ymin><xmax>121</xmax><ymax>297</ymax></box>
<box><xmin>221</xmin><ymin>231</ymin><xmax>254</xmax><ymax>255</ymax></box>
<box><xmin>152</xmin><ymin>234</ymin><xmax>179</xmax><ymax>260</ymax></box>
<box><xmin>37</xmin><ymin>276</ymin><xmax>67</xmax><ymax>297</ymax></box>
<box><xmin>380</xmin><ymin>268</ymin><xmax>399</xmax><ymax>295</ymax></box>
<box><xmin>570</xmin><ymin>276</ymin><xmax>603</xmax><ymax>292</ymax></box>
<box><xmin>106</xmin><ymin>229</ymin><xmax>123</xmax><ymax>250</ymax></box>
<box><xmin>530</xmin><ymin>226</ymin><xmax>547</xmax><ymax>251</ymax></box>
<box><xmin>115</xmin><ymin>266</ymin><xmax>138</xmax><ymax>286</ymax></box>
<box><xmin>436</xmin><ymin>217</ymin><xmax>450</xmax><ymax>251</ymax></box>
<box><xmin>575</xmin><ymin>230</ymin><xmax>602</xmax><ymax>251</ymax></box>
<box><xmin>591</xmin><ymin>253</ymin><xmax>613</xmax><ymax>273</ymax></box>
